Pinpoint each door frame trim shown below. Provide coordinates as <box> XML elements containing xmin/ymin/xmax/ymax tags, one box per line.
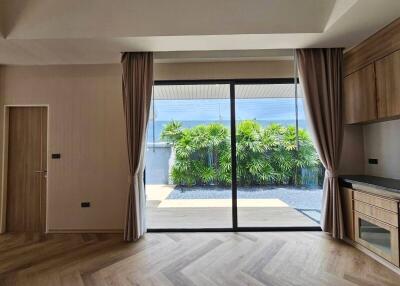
<box><xmin>0</xmin><ymin>105</ymin><xmax>50</xmax><ymax>234</ymax></box>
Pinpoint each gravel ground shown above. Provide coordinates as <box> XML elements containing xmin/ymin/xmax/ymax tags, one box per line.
<box><xmin>166</xmin><ymin>186</ymin><xmax>323</xmax><ymax>211</ymax></box>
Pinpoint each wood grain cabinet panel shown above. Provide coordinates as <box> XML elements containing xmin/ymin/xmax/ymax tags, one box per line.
<box><xmin>353</xmin><ymin>190</ymin><xmax>399</xmax><ymax>213</ymax></box>
<box><xmin>354</xmin><ymin>200</ymin><xmax>398</xmax><ymax>227</ymax></box>
<box><xmin>375</xmin><ymin>50</ymin><xmax>400</xmax><ymax>119</ymax></box>
<box><xmin>343</xmin><ymin>64</ymin><xmax>377</xmax><ymax>124</ymax></box>
<box><xmin>344</xmin><ymin>18</ymin><xmax>400</xmax><ymax>76</ymax></box>
<box><xmin>340</xmin><ymin>187</ymin><xmax>354</xmax><ymax>241</ymax></box>
<box><xmin>354</xmin><ymin>211</ymin><xmax>399</xmax><ymax>267</ymax></box>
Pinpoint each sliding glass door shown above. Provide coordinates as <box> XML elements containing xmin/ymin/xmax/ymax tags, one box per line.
<box><xmin>145</xmin><ymin>80</ymin><xmax>323</xmax><ymax>230</ymax></box>
<box><xmin>234</xmin><ymin>82</ymin><xmax>323</xmax><ymax>228</ymax></box>
<box><xmin>145</xmin><ymin>84</ymin><xmax>232</xmax><ymax>229</ymax></box>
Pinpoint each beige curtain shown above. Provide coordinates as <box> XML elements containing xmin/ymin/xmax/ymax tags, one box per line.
<box><xmin>121</xmin><ymin>52</ymin><xmax>153</xmax><ymax>241</ymax></box>
<box><xmin>296</xmin><ymin>48</ymin><xmax>344</xmax><ymax>239</ymax></box>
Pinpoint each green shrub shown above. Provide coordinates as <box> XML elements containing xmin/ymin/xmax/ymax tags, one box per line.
<box><xmin>161</xmin><ymin>120</ymin><xmax>322</xmax><ymax>187</ymax></box>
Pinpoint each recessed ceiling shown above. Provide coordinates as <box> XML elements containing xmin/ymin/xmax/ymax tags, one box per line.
<box><xmin>0</xmin><ymin>0</ymin><xmax>399</xmax><ymax>65</ymax></box>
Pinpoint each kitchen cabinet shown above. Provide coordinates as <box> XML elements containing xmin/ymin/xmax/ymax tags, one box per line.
<box><xmin>343</xmin><ymin>64</ymin><xmax>377</xmax><ymax>124</ymax></box>
<box><xmin>354</xmin><ymin>211</ymin><xmax>399</xmax><ymax>266</ymax></box>
<box><xmin>343</xmin><ymin>18</ymin><xmax>400</xmax><ymax>125</ymax></box>
<box><xmin>340</xmin><ymin>187</ymin><xmax>355</xmax><ymax>241</ymax></box>
<box><xmin>375</xmin><ymin>49</ymin><xmax>400</xmax><ymax>119</ymax></box>
<box><xmin>352</xmin><ymin>189</ymin><xmax>400</xmax><ymax>267</ymax></box>
<box><xmin>340</xmin><ymin>175</ymin><xmax>400</xmax><ymax>270</ymax></box>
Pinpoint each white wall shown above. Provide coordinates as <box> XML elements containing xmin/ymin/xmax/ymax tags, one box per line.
<box><xmin>363</xmin><ymin>119</ymin><xmax>400</xmax><ymax>179</ymax></box>
<box><xmin>0</xmin><ymin>60</ymin><xmax>298</xmax><ymax>232</ymax></box>
<box><xmin>155</xmin><ymin>61</ymin><xmax>293</xmax><ymax>80</ymax></box>
<box><xmin>0</xmin><ymin>65</ymin><xmax>129</xmax><ymax>232</ymax></box>
<box><xmin>339</xmin><ymin>125</ymin><xmax>365</xmax><ymax>175</ymax></box>
<box><xmin>0</xmin><ymin>60</ymin><xmax>369</xmax><ymax>232</ymax></box>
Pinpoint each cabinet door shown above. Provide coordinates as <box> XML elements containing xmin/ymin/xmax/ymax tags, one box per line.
<box><xmin>343</xmin><ymin>64</ymin><xmax>377</xmax><ymax>124</ymax></box>
<box><xmin>354</xmin><ymin>211</ymin><xmax>399</xmax><ymax>266</ymax></box>
<box><xmin>340</xmin><ymin>187</ymin><xmax>354</xmax><ymax>241</ymax></box>
<box><xmin>375</xmin><ymin>50</ymin><xmax>400</xmax><ymax>119</ymax></box>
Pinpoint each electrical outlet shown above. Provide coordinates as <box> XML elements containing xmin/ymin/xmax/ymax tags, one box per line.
<box><xmin>81</xmin><ymin>202</ymin><xmax>91</xmax><ymax>208</ymax></box>
<box><xmin>368</xmin><ymin>158</ymin><xmax>378</xmax><ymax>165</ymax></box>
<box><xmin>52</xmin><ymin>153</ymin><xmax>61</xmax><ymax>159</ymax></box>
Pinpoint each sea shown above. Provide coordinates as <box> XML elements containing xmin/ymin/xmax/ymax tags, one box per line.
<box><xmin>147</xmin><ymin>98</ymin><xmax>310</xmax><ymax>142</ymax></box>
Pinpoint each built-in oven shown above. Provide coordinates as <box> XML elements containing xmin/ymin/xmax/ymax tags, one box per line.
<box><xmin>354</xmin><ymin>211</ymin><xmax>399</xmax><ymax>266</ymax></box>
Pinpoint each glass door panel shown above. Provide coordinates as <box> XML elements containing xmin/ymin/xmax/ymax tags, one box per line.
<box><xmin>145</xmin><ymin>84</ymin><xmax>232</xmax><ymax>229</ymax></box>
<box><xmin>235</xmin><ymin>83</ymin><xmax>323</xmax><ymax>227</ymax></box>
<box><xmin>359</xmin><ymin>218</ymin><xmax>391</xmax><ymax>254</ymax></box>
<box><xmin>355</xmin><ymin>211</ymin><xmax>399</xmax><ymax>265</ymax></box>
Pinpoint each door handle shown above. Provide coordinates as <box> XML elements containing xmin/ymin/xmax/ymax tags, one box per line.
<box><xmin>35</xmin><ymin>170</ymin><xmax>47</xmax><ymax>178</ymax></box>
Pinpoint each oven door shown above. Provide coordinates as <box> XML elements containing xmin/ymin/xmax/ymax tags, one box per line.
<box><xmin>354</xmin><ymin>211</ymin><xmax>399</xmax><ymax>266</ymax></box>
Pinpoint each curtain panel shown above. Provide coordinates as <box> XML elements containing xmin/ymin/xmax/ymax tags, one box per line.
<box><xmin>121</xmin><ymin>52</ymin><xmax>153</xmax><ymax>241</ymax></box>
<box><xmin>296</xmin><ymin>48</ymin><xmax>345</xmax><ymax>239</ymax></box>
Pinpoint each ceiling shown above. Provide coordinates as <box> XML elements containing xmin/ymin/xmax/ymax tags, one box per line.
<box><xmin>0</xmin><ymin>0</ymin><xmax>399</xmax><ymax>65</ymax></box>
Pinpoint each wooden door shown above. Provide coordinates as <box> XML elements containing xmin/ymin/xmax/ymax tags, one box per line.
<box><xmin>6</xmin><ymin>107</ymin><xmax>47</xmax><ymax>232</ymax></box>
<box><xmin>375</xmin><ymin>50</ymin><xmax>400</xmax><ymax>119</ymax></box>
<box><xmin>343</xmin><ymin>64</ymin><xmax>377</xmax><ymax>124</ymax></box>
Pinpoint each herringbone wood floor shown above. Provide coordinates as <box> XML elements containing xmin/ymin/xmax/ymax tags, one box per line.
<box><xmin>0</xmin><ymin>232</ymin><xmax>399</xmax><ymax>286</ymax></box>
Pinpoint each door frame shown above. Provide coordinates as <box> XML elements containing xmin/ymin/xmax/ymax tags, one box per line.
<box><xmin>147</xmin><ymin>79</ymin><xmax>321</xmax><ymax>232</ymax></box>
<box><xmin>0</xmin><ymin>105</ymin><xmax>50</xmax><ymax>234</ymax></box>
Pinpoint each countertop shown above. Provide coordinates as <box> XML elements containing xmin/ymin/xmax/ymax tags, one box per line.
<box><xmin>340</xmin><ymin>175</ymin><xmax>400</xmax><ymax>199</ymax></box>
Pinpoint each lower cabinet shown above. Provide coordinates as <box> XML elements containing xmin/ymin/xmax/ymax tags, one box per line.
<box><xmin>346</xmin><ymin>188</ymin><xmax>400</xmax><ymax>267</ymax></box>
<box><xmin>340</xmin><ymin>187</ymin><xmax>355</xmax><ymax>240</ymax></box>
<box><xmin>354</xmin><ymin>211</ymin><xmax>399</xmax><ymax>266</ymax></box>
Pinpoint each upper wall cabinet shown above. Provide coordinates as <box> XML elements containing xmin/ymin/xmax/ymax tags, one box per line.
<box><xmin>343</xmin><ymin>18</ymin><xmax>400</xmax><ymax>124</ymax></box>
<box><xmin>375</xmin><ymin>49</ymin><xmax>400</xmax><ymax>119</ymax></box>
<box><xmin>343</xmin><ymin>64</ymin><xmax>377</xmax><ymax>124</ymax></box>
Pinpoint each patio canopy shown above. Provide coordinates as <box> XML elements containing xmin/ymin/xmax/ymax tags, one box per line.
<box><xmin>153</xmin><ymin>84</ymin><xmax>303</xmax><ymax>100</ymax></box>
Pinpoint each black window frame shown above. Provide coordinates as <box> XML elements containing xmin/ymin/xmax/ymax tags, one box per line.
<box><xmin>147</xmin><ymin>78</ymin><xmax>321</xmax><ymax>233</ymax></box>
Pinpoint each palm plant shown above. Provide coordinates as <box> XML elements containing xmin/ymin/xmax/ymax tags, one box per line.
<box><xmin>236</xmin><ymin>120</ymin><xmax>275</xmax><ymax>185</ymax></box>
<box><xmin>160</xmin><ymin>120</ymin><xmax>322</xmax><ymax>187</ymax></box>
<box><xmin>160</xmin><ymin>120</ymin><xmax>183</xmax><ymax>144</ymax></box>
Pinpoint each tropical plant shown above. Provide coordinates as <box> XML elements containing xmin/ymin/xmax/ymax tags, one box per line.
<box><xmin>161</xmin><ymin>122</ymin><xmax>230</xmax><ymax>186</ymax></box>
<box><xmin>161</xmin><ymin>120</ymin><xmax>322</xmax><ymax>187</ymax></box>
<box><xmin>160</xmin><ymin>120</ymin><xmax>183</xmax><ymax>144</ymax></box>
